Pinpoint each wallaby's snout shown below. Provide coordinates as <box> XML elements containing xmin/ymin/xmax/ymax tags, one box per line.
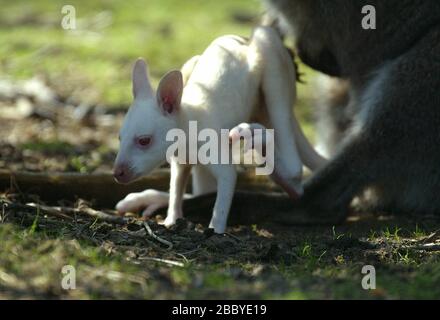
<box><xmin>113</xmin><ymin>162</ymin><xmax>133</xmax><ymax>184</ymax></box>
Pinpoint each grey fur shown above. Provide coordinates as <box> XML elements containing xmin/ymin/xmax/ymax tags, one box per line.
<box><xmin>265</xmin><ymin>0</ymin><xmax>440</xmax><ymax>222</ymax></box>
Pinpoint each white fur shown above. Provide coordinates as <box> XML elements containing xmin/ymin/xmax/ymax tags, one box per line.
<box><xmin>114</xmin><ymin>26</ymin><xmax>325</xmax><ymax>233</ymax></box>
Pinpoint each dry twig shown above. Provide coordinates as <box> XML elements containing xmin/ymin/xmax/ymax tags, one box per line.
<box><xmin>1</xmin><ymin>199</ymin><xmax>129</xmax><ymax>225</ymax></box>
<box><xmin>143</xmin><ymin>221</ymin><xmax>173</xmax><ymax>250</ymax></box>
<box><xmin>137</xmin><ymin>256</ymin><xmax>184</xmax><ymax>267</ymax></box>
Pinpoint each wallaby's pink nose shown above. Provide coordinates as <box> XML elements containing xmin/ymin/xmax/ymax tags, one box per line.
<box><xmin>113</xmin><ymin>163</ymin><xmax>131</xmax><ymax>184</ymax></box>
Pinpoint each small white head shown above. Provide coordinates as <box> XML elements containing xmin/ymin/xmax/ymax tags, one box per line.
<box><xmin>113</xmin><ymin>58</ymin><xmax>183</xmax><ymax>184</ymax></box>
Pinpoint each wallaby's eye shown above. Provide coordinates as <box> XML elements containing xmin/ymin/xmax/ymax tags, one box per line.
<box><xmin>135</xmin><ymin>135</ymin><xmax>152</xmax><ymax>149</ymax></box>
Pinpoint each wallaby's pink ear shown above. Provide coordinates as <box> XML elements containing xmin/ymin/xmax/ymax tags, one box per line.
<box><xmin>132</xmin><ymin>58</ymin><xmax>153</xmax><ymax>99</ymax></box>
<box><xmin>156</xmin><ymin>70</ymin><xmax>183</xmax><ymax>114</ymax></box>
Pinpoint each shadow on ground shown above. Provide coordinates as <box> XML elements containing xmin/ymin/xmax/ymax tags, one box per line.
<box><xmin>1</xmin><ymin>192</ymin><xmax>440</xmax><ymax>299</ymax></box>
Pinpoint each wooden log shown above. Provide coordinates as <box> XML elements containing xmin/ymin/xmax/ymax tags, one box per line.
<box><xmin>179</xmin><ymin>191</ymin><xmax>295</xmax><ymax>225</ymax></box>
<box><xmin>0</xmin><ymin>170</ymin><xmax>330</xmax><ymax>226</ymax></box>
<box><xmin>0</xmin><ymin>169</ymin><xmax>283</xmax><ymax>208</ymax></box>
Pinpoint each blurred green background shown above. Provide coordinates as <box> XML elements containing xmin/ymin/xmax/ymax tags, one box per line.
<box><xmin>0</xmin><ymin>0</ymin><xmax>316</xmax><ymax>132</ymax></box>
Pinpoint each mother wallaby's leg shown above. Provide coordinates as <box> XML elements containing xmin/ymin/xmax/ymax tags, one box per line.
<box><xmin>290</xmin><ymin>36</ymin><xmax>440</xmax><ymax>224</ymax></box>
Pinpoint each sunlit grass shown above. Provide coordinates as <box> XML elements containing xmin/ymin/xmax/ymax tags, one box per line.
<box><xmin>0</xmin><ymin>0</ymin><xmax>261</xmax><ymax>106</ymax></box>
<box><xmin>0</xmin><ymin>0</ymin><xmax>317</xmax><ymax>139</ymax></box>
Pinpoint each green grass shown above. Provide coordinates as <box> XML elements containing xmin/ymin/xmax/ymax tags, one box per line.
<box><xmin>0</xmin><ymin>0</ymin><xmax>261</xmax><ymax>106</ymax></box>
<box><xmin>1</xmin><ymin>211</ymin><xmax>440</xmax><ymax>299</ymax></box>
<box><xmin>0</xmin><ymin>0</ymin><xmax>317</xmax><ymax>138</ymax></box>
<box><xmin>20</xmin><ymin>141</ymin><xmax>75</xmax><ymax>155</ymax></box>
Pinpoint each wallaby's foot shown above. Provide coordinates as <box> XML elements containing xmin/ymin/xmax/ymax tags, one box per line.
<box><xmin>208</xmin><ymin>218</ymin><xmax>227</xmax><ymax>234</ymax></box>
<box><xmin>160</xmin><ymin>216</ymin><xmax>177</xmax><ymax>228</ymax></box>
<box><xmin>270</xmin><ymin>170</ymin><xmax>303</xmax><ymax>200</ymax></box>
<box><xmin>159</xmin><ymin>208</ymin><xmax>183</xmax><ymax>228</ymax></box>
<box><xmin>116</xmin><ymin>189</ymin><xmax>169</xmax><ymax>218</ymax></box>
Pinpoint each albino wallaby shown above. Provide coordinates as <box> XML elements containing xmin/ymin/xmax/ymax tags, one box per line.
<box><xmin>113</xmin><ymin>26</ymin><xmax>325</xmax><ymax>233</ymax></box>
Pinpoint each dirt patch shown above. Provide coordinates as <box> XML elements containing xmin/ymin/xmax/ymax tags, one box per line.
<box><xmin>2</xmin><ymin>188</ymin><xmax>440</xmax><ymax>299</ymax></box>
<box><xmin>1</xmin><ymin>79</ymin><xmax>440</xmax><ymax>299</ymax></box>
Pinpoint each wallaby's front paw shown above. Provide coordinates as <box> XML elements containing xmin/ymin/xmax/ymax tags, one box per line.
<box><xmin>160</xmin><ymin>216</ymin><xmax>178</xmax><ymax>228</ymax></box>
<box><xmin>229</xmin><ymin>122</ymin><xmax>274</xmax><ymax>166</ymax></box>
<box><xmin>116</xmin><ymin>189</ymin><xmax>169</xmax><ymax>218</ymax></box>
<box><xmin>229</xmin><ymin>122</ymin><xmax>272</xmax><ymax>152</ymax></box>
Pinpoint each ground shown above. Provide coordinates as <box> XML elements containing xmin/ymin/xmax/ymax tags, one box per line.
<box><xmin>1</xmin><ymin>0</ymin><xmax>440</xmax><ymax>300</ymax></box>
<box><xmin>2</xmin><ymin>192</ymin><xmax>440</xmax><ymax>299</ymax></box>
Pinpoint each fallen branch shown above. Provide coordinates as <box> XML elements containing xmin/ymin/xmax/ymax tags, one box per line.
<box><xmin>76</xmin><ymin>201</ymin><xmax>130</xmax><ymax>225</ymax></box>
<box><xmin>2</xmin><ymin>199</ymin><xmax>129</xmax><ymax>225</ymax></box>
<box><xmin>2</xmin><ymin>200</ymin><xmax>73</xmax><ymax>220</ymax></box>
<box><xmin>0</xmin><ymin>169</ymin><xmax>171</xmax><ymax>208</ymax></box>
<box><xmin>1</xmin><ymin>170</ymin><xmax>329</xmax><ymax>226</ymax></box>
<box><xmin>408</xmin><ymin>243</ymin><xmax>440</xmax><ymax>252</ymax></box>
<box><xmin>143</xmin><ymin>221</ymin><xmax>173</xmax><ymax>250</ymax></box>
<box><xmin>137</xmin><ymin>256</ymin><xmax>184</xmax><ymax>267</ymax></box>
<box><xmin>0</xmin><ymin>169</ymin><xmax>282</xmax><ymax>208</ymax></box>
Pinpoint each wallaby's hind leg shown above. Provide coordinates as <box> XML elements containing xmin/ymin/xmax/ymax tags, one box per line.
<box><xmin>313</xmin><ymin>75</ymin><xmax>354</xmax><ymax>158</ymax></box>
<box><xmin>229</xmin><ymin>122</ymin><xmax>301</xmax><ymax>199</ymax></box>
<box><xmin>229</xmin><ymin>120</ymin><xmax>326</xmax><ymax>199</ymax></box>
<box><xmin>248</xmin><ymin>26</ymin><xmax>304</xmax><ymax>196</ymax></box>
